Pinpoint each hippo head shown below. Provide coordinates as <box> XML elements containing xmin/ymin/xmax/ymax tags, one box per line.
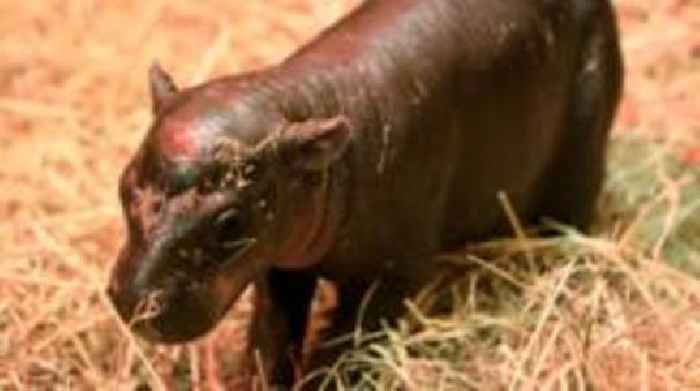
<box><xmin>107</xmin><ymin>64</ymin><xmax>351</xmax><ymax>343</ymax></box>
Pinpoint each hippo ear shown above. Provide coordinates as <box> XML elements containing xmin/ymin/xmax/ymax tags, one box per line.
<box><xmin>276</xmin><ymin>116</ymin><xmax>353</xmax><ymax>171</ymax></box>
<box><xmin>149</xmin><ymin>62</ymin><xmax>178</xmax><ymax>114</ymax></box>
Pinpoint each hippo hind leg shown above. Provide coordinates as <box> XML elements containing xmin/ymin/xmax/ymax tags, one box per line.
<box><xmin>539</xmin><ymin>4</ymin><xmax>623</xmax><ymax>231</ymax></box>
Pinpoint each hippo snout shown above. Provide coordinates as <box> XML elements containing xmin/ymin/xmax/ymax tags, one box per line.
<box><xmin>107</xmin><ymin>270</ymin><xmax>221</xmax><ymax>344</ymax></box>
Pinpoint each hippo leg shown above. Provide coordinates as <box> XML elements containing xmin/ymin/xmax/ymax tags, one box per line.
<box><xmin>540</xmin><ymin>19</ymin><xmax>622</xmax><ymax>231</ymax></box>
<box><xmin>302</xmin><ymin>270</ymin><xmax>430</xmax><ymax>389</ymax></box>
<box><xmin>249</xmin><ymin>269</ymin><xmax>318</xmax><ymax>387</ymax></box>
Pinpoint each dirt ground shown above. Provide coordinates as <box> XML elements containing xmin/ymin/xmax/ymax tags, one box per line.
<box><xmin>0</xmin><ymin>0</ymin><xmax>698</xmax><ymax>389</ymax></box>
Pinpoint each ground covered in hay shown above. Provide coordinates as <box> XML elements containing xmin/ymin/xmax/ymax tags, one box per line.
<box><xmin>0</xmin><ymin>1</ymin><xmax>698</xmax><ymax>390</ymax></box>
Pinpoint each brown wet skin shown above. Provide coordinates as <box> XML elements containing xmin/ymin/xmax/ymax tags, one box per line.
<box><xmin>108</xmin><ymin>0</ymin><xmax>623</xmax><ymax>387</ymax></box>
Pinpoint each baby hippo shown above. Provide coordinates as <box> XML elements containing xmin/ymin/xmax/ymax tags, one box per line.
<box><xmin>108</xmin><ymin>0</ymin><xmax>623</xmax><ymax>387</ymax></box>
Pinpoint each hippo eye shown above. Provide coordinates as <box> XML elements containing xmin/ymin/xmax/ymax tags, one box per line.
<box><xmin>215</xmin><ymin>209</ymin><xmax>245</xmax><ymax>241</ymax></box>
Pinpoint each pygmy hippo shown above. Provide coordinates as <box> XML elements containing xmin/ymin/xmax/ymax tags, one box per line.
<box><xmin>108</xmin><ymin>0</ymin><xmax>623</xmax><ymax>387</ymax></box>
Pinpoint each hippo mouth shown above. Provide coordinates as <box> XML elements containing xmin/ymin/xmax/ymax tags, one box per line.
<box><xmin>109</xmin><ymin>240</ymin><xmax>263</xmax><ymax>344</ymax></box>
<box><xmin>217</xmin><ymin>237</ymin><xmax>258</xmax><ymax>271</ymax></box>
<box><xmin>111</xmin><ymin>279</ymin><xmax>223</xmax><ymax>344</ymax></box>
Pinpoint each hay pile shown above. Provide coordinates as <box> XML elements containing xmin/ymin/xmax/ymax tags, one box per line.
<box><xmin>0</xmin><ymin>0</ymin><xmax>698</xmax><ymax>389</ymax></box>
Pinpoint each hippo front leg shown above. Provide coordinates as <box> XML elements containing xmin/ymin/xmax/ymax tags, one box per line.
<box><xmin>248</xmin><ymin>269</ymin><xmax>318</xmax><ymax>388</ymax></box>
